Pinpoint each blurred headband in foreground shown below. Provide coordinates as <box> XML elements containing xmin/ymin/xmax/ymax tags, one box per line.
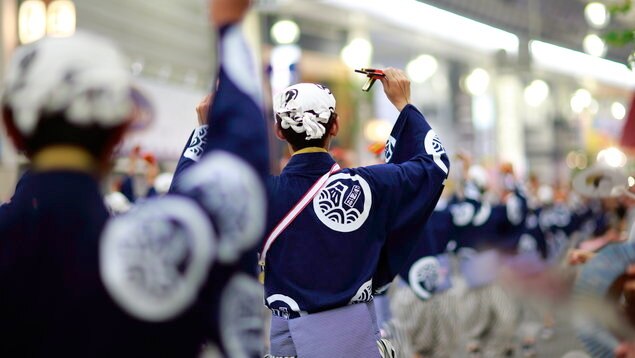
<box><xmin>1</xmin><ymin>31</ymin><xmax>151</xmax><ymax>136</ymax></box>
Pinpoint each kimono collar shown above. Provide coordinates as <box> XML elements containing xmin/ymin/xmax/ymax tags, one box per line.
<box><xmin>292</xmin><ymin>147</ymin><xmax>328</xmax><ymax>155</ymax></box>
<box><xmin>283</xmin><ymin>148</ymin><xmax>335</xmax><ymax>175</ymax></box>
<box><xmin>32</xmin><ymin>145</ymin><xmax>97</xmax><ymax>173</ymax></box>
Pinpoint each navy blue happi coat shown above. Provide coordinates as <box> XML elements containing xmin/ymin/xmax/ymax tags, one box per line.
<box><xmin>264</xmin><ymin>104</ymin><xmax>449</xmax><ymax>319</ymax></box>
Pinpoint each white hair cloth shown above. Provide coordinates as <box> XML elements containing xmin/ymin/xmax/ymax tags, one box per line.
<box><xmin>1</xmin><ymin>31</ymin><xmax>135</xmax><ymax>136</ymax></box>
<box><xmin>273</xmin><ymin>83</ymin><xmax>336</xmax><ymax>140</ymax></box>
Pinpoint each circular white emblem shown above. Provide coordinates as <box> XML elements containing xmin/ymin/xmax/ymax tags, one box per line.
<box><xmin>312</xmin><ymin>172</ymin><xmax>372</xmax><ymax>232</ymax></box>
<box><xmin>408</xmin><ymin>256</ymin><xmax>441</xmax><ymax>300</ymax></box>
<box><xmin>100</xmin><ymin>196</ymin><xmax>215</xmax><ymax>322</ymax></box>
<box><xmin>220</xmin><ymin>274</ymin><xmax>264</xmax><ymax>358</ymax></box>
<box><xmin>177</xmin><ymin>151</ymin><xmax>266</xmax><ymax>264</ymax></box>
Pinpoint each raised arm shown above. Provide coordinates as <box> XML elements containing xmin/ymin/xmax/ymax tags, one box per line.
<box><xmin>99</xmin><ymin>2</ymin><xmax>268</xmax><ymax>356</ymax></box>
<box><xmin>202</xmin><ymin>25</ymin><xmax>268</xmax><ymax>179</ymax></box>
<box><xmin>169</xmin><ymin>97</ymin><xmax>211</xmax><ymax>192</ymax></box>
<box><xmin>350</xmin><ymin>69</ymin><xmax>450</xmax><ymax>291</ymax></box>
<box><xmin>170</xmin><ymin>11</ymin><xmax>268</xmax><ymax>189</ymax></box>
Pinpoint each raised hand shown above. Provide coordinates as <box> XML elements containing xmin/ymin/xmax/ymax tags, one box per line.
<box><xmin>379</xmin><ymin>67</ymin><xmax>411</xmax><ymax>112</ymax></box>
<box><xmin>196</xmin><ymin>94</ymin><xmax>213</xmax><ymax>126</ymax></box>
<box><xmin>209</xmin><ymin>0</ymin><xmax>250</xmax><ymax>28</ymax></box>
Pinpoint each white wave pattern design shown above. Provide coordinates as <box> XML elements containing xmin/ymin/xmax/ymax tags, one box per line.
<box><xmin>349</xmin><ymin>279</ymin><xmax>373</xmax><ymax>304</ymax></box>
<box><xmin>317</xmin><ymin>182</ymin><xmax>361</xmax><ymax>225</ymax></box>
<box><xmin>313</xmin><ymin>173</ymin><xmax>372</xmax><ymax>232</ymax></box>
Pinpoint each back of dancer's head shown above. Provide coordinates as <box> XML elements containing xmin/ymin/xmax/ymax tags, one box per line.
<box><xmin>273</xmin><ymin>83</ymin><xmax>337</xmax><ymax>151</ymax></box>
<box><xmin>1</xmin><ymin>32</ymin><xmax>141</xmax><ymax>161</ymax></box>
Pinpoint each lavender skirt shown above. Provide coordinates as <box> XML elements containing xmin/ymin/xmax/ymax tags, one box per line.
<box><xmin>269</xmin><ymin>301</ymin><xmax>382</xmax><ymax>358</ymax></box>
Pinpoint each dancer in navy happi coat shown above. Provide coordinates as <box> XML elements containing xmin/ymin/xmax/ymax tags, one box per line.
<box><xmin>261</xmin><ymin>69</ymin><xmax>448</xmax><ymax>358</ymax></box>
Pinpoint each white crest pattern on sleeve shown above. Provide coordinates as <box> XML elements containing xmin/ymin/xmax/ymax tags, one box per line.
<box><xmin>385</xmin><ymin>136</ymin><xmax>396</xmax><ymax>163</ymax></box>
<box><xmin>220</xmin><ymin>274</ymin><xmax>265</xmax><ymax>358</ymax></box>
<box><xmin>424</xmin><ymin>130</ymin><xmax>448</xmax><ymax>174</ymax></box>
<box><xmin>183</xmin><ymin>125</ymin><xmax>209</xmax><ymax>162</ymax></box>
<box><xmin>100</xmin><ymin>196</ymin><xmax>215</xmax><ymax>322</ymax></box>
<box><xmin>177</xmin><ymin>151</ymin><xmax>266</xmax><ymax>263</ymax></box>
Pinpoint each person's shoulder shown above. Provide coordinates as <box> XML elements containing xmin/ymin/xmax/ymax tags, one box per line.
<box><xmin>343</xmin><ymin>163</ymin><xmax>394</xmax><ymax>182</ymax></box>
<box><xmin>331</xmin><ymin>166</ymin><xmax>376</xmax><ymax>182</ymax></box>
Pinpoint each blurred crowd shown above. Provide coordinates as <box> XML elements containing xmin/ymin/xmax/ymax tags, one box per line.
<box><xmin>364</xmin><ymin>151</ymin><xmax>635</xmax><ymax>358</ymax></box>
<box><xmin>104</xmin><ymin>146</ymin><xmax>173</xmax><ymax>214</ymax></box>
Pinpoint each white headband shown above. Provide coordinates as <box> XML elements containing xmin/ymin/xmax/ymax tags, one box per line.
<box><xmin>273</xmin><ymin>83</ymin><xmax>336</xmax><ymax>140</ymax></box>
<box><xmin>1</xmin><ymin>31</ymin><xmax>135</xmax><ymax>136</ymax></box>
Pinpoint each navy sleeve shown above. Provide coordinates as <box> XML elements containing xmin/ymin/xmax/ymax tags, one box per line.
<box><xmin>202</xmin><ymin>25</ymin><xmax>269</xmax><ymax>181</ymax></box>
<box><xmin>356</xmin><ymin>105</ymin><xmax>449</xmax><ymax>228</ymax></box>
<box><xmin>349</xmin><ymin>105</ymin><xmax>449</xmax><ymax>290</ymax></box>
<box><xmin>170</xmin><ymin>23</ymin><xmax>268</xmax><ymax>187</ymax></box>
<box><xmin>169</xmin><ymin>125</ymin><xmax>209</xmax><ymax>193</ymax></box>
<box><xmin>98</xmin><ymin>22</ymin><xmax>268</xmax><ymax>357</ymax></box>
